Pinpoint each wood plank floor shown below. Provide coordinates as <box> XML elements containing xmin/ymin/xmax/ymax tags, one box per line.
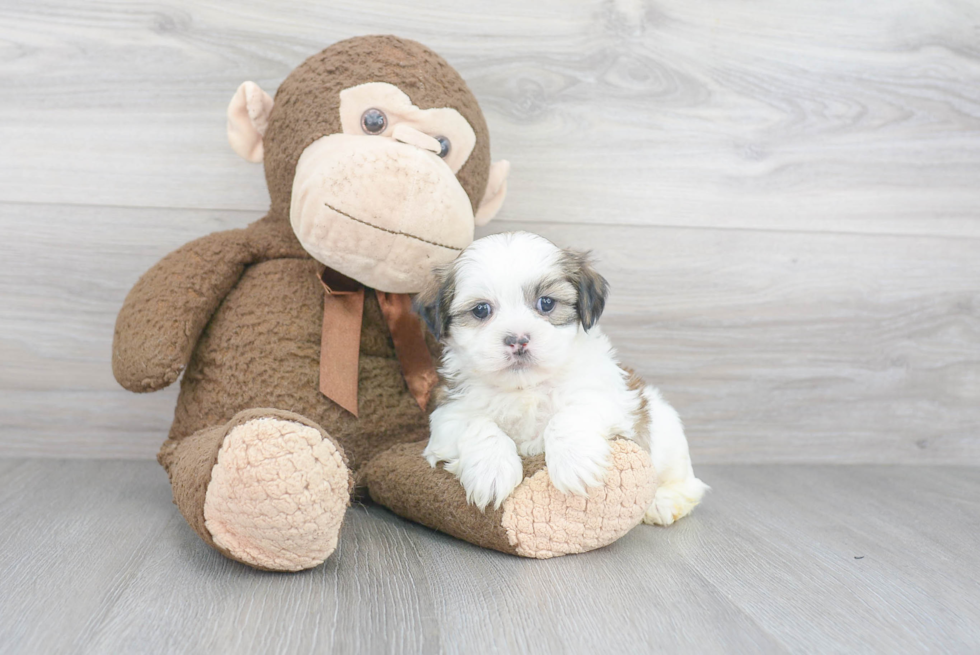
<box><xmin>1</xmin><ymin>459</ymin><xmax>977</xmax><ymax>654</ymax></box>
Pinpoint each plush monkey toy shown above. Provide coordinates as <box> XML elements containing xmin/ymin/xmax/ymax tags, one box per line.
<box><xmin>112</xmin><ymin>36</ymin><xmax>656</xmax><ymax>571</ymax></box>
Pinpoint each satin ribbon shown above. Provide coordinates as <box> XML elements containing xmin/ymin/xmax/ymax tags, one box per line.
<box><xmin>375</xmin><ymin>290</ymin><xmax>439</xmax><ymax>413</ymax></box>
<box><xmin>318</xmin><ymin>267</ymin><xmax>437</xmax><ymax>417</ymax></box>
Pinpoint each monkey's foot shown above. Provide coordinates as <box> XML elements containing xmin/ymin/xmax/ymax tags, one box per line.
<box><xmin>364</xmin><ymin>439</ymin><xmax>656</xmax><ymax>559</ymax></box>
<box><xmin>160</xmin><ymin>409</ymin><xmax>352</xmax><ymax>571</ymax></box>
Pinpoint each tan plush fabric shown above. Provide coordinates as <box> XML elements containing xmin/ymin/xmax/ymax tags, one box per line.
<box><xmin>158</xmin><ymin>407</ymin><xmax>353</xmax><ymax>570</ymax></box>
<box><xmin>501</xmin><ymin>440</ymin><xmax>657</xmax><ymax>559</ymax></box>
<box><xmin>289</xmin><ymin>132</ymin><xmax>474</xmax><ymax>291</ymax></box>
<box><xmin>338</xmin><ymin>83</ymin><xmax>477</xmax><ymax>173</ymax></box>
<box><xmin>204</xmin><ymin>416</ymin><xmax>351</xmax><ymax>572</ymax></box>
<box><xmin>227</xmin><ymin>81</ymin><xmax>275</xmax><ymax>162</ymax></box>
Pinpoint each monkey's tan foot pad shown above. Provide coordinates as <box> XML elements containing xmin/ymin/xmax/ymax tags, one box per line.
<box><xmin>363</xmin><ymin>439</ymin><xmax>656</xmax><ymax>559</ymax></box>
<box><xmin>202</xmin><ymin>415</ymin><xmax>352</xmax><ymax>571</ymax></box>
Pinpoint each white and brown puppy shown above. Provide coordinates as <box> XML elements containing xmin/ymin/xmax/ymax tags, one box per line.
<box><xmin>414</xmin><ymin>231</ymin><xmax>707</xmax><ymax>525</ymax></box>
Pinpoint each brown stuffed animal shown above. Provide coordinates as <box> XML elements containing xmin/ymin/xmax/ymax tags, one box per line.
<box><xmin>112</xmin><ymin>35</ymin><xmax>656</xmax><ymax>571</ymax></box>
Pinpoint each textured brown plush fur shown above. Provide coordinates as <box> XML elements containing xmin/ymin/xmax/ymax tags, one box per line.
<box><xmin>363</xmin><ymin>441</ymin><xmax>523</xmax><ymax>555</ymax></box>
<box><xmin>262</xmin><ymin>35</ymin><xmax>490</xmax><ymax>219</ymax></box>
<box><xmin>112</xmin><ymin>35</ymin><xmax>654</xmax><ymax>570</ymax></box>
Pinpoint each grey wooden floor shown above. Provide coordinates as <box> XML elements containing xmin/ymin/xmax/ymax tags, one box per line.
<box><xmin>1</xmin><ymin>459</ymin><xmax>977</xmax><ymax>654</ymax></box>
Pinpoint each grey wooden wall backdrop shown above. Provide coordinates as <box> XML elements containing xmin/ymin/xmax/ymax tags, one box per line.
<box><xmin>1</xmin><ymin>0</ymin><xmax>977</xmax><ymax>462</ymax></box>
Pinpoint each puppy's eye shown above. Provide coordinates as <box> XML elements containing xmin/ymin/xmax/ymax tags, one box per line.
<box><xmin>471</xmin><ymin>303</ymin><xmax>492</xmax><ymax>320</ymax></box>
<box><xmin>536</xmin><ymin>297</ymin><xmax>556</xmax><ymax>314</ymax></box>
<box><xmin>435</xmin><ymin>136</ymin><xmax>451</xmax><ymax>158</ymax></box>
<box><xmin>361</xmin><ymin>108</ymin><xmax>387</xmax><ymax>134</ymax></box>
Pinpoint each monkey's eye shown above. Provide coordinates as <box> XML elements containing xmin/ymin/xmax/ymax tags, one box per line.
<box><xmin>536</xmin><ymin>297</ymin><xmax>556</xmax><ymax>314</ymax></box>
<box><xmin>471</xmin><ymin>303</ymin><xmax>492</xmax><ymax>320</ymax></box>
<box><xmin>435</xmin><ymin>136</ymin><xmax>451</xmax><ymax>158</ymax></box>
<box><xmin>361</xmin><ymin>108</ymin><xmax>387</xmax><ymax>135</ymax></box>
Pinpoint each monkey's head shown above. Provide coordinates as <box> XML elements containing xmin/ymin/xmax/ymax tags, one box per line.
<box><xmin>225</xmin><ymin>35</ymin><xmax>509</xmax><ymax>293</ymax></box>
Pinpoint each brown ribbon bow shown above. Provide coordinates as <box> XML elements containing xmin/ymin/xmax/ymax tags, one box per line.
<box><xmin>318</xmin><ymin>267</ymin><xmax>437</xmax><ymax>417</ymax></box>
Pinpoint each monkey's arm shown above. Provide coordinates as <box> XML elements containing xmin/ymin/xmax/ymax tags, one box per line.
<box><xmin>112</xmin><ymin>229</ymin><xmax>254</xmax><ymax>392</ymax></box>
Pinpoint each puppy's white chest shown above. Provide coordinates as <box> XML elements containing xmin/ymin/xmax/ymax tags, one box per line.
<box><xmin>490</xmin><ymin>391</ymin><xmax>554</xmax><ymax>445</ymax></box>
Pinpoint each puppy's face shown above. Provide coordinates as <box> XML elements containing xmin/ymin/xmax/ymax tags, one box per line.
<box><xmin>415</xmin><ymin>232</ymin><xmax>609</xmax><ymax>384</ymax></box>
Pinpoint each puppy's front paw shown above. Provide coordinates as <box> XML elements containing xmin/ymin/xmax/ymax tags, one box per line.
<box><xmin>518</xmin><ymin>437</ymin><xmax>545</xmax><ymax>457</ymax></box>
<box><xmin>446</xmin><ymin>437</ymin><xmax>523</xmax><ymax>512</ymax></box>
<box><xmin>545</xmin><ymin>434</ymin><xmax>611</xmax><ymax>497</ymax></box>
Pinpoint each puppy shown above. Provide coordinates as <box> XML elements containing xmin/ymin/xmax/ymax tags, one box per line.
<box><xmin>414</xmin><ymin>232</ymin><xmax>707</xmax><ymax>525</ymax></box>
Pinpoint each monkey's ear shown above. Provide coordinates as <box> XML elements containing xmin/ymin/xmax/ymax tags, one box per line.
<box><xmin>474</xmin><ymin>160</ymin><xmax>510</xmax><ymax>226</ymax></box>
<box><xmin>227</xmin><ymin>81</ymin><xmax>275</xmax><ymax>163</ymax></box>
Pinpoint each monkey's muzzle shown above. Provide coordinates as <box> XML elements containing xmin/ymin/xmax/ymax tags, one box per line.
<box><xmin>290</xmin><ymin>134</ymin><xmax>475</xmax><ymax>293</ymax></box>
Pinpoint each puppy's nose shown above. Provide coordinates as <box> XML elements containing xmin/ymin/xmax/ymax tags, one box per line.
<box><xmin>504</xmin><ymin>334</ymin><xmax>531</xmax><ymax>350</ymax></box>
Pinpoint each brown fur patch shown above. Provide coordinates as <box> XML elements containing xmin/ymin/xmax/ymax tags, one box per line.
<box><xmin>430</xmin><ymin>379</ymin><xmax>452</xmax><ymax>408</ymax></box>
<box><xmin>557</xmin><ymin>249</ymin><xmax>609</xmax><ymax>331</ymax></box>
<box><xmin>449</xmin><ymin>308</ymin><xmax>487</xmax><ymax>330</ymax></box>
<box><xmin>413</xmin><ymin>261</ymin><xmax>457</xmax><ymax>340</ymax></box>
<box><xmin>524</xmin><ymin>276</ymin><xmax>578</xmax><ymax>327</ymax></box>
<box><xmin>622</xmin><ymin>366</ymin><xmax>652</xmax><ymax>453</ymax></box>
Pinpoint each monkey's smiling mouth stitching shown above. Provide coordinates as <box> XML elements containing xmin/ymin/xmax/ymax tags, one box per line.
<box><xmin>322</xmin><ymin>202</ymin><xmax>462</xmax><ymax>251</ymax></box>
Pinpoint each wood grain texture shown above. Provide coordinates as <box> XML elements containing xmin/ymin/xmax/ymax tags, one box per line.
<box><xmin>1</xmin><ymin>0</ymin><xmax>978</xmax><ymax>462</ymax></box>
<box><xmin>1</xmin><ymin>459</ymin><xmax>978</xmax><ymax>654</ymax></box>
<box><xmin>1</xmin><ymin>202</ymin><xmax>978</xmax><ymax>462</ymax></box>
<box><xmin>1</xmin><ymin>0</ymin><xmax>979</xmax><ymax>237</ymax></box>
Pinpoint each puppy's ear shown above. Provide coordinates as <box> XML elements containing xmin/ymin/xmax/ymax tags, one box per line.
<box><xmin>560</xmin><ymin>249</ymin><xmax>610</xmax><ymax>331</ymax></box>
<box><xmin>413</xmin><ymin>263</ymin><xmax>456</xmax><ymax>341</ymax></box>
